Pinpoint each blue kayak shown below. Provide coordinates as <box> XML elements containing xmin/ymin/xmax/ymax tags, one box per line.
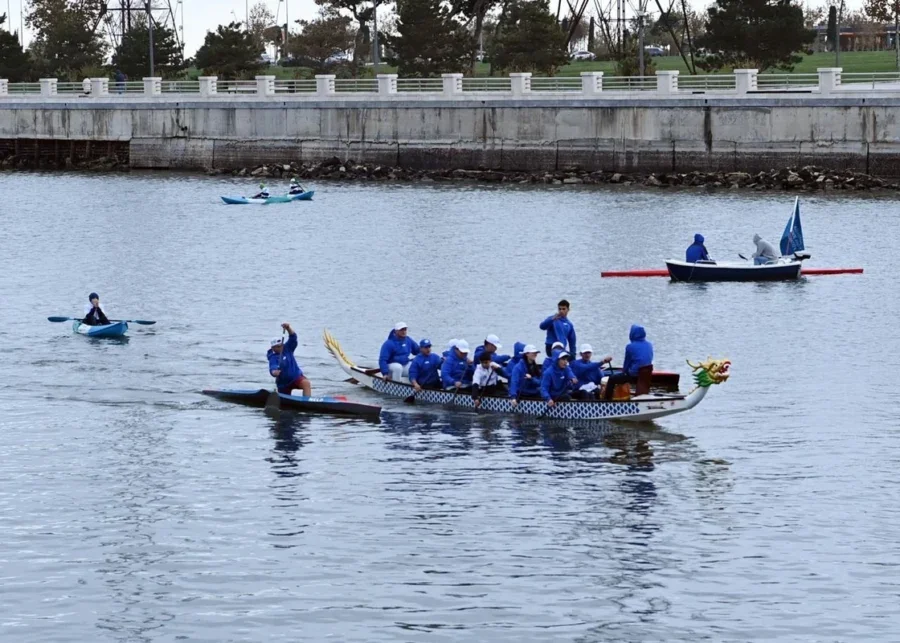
<box><xmin>73</xmin><ymin>320</ymin><xmax>129</xmax><ymax>337</ymax></box>
<box><xmin>290</xmin><ymin>190</ymin><xmax>315</xmax><ymax>201</ymax></box>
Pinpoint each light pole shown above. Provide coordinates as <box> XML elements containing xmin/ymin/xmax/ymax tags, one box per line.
<box><xmin>372</xmin><ymin>2</ymin><xmax>380</xmax><ymax>71</ymax></box>
<box><xmin>835</xmin><ymin>0</ymin><xmax>844</xmax><ymax>68</ymax></box>
<box><xmin>147</xmin><ymin>1</ymin><xmax>155</xmax><ymax>77</ymax></box>
<box><xmin>636</xmin><ymin>10</ymin><xmax>645</xmax><ymax>76</ymax></box>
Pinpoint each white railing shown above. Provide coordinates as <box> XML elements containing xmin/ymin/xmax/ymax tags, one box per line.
<box><xmin>0</xmin><ymin>69</ymin><xmax>893</xmax><ymax>101</ymax></box>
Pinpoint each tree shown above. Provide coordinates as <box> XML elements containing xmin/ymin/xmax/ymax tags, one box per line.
<box><xmin>194</xmin><ymin>22</ymin><xmax>265</xmax><ymax>78</ymax></box>
<box><xmin>696</xmin><ymin>0</ymin><xmax>816</xmax><ymax>71</ymax></box>
<box><xmin>112</xmin><ymin>16</ymin><xmax>186</xmax><ymax>79</ymax></box>
<box><xmin>249</xmin><ymin>2</ymin><xmax>277</xmax><ymax>51</ymax></box>
<box><xmin>315</xmin><ymin>0</ymin><xmax>386</xmax><ymax>65</ymax></box>
<box><xmin>451</xmin><ymin>0</ymin><xmax>501</xmax><ymax>72</ymax></box>
<box><xmin>386</xmin><ymin>0</ymin><xmax>474</xmax><ymax>76</ymax></box>
<box><xmin>26</xmin><ymin>0</ymin><xmax>107</xmax><ymax>80</ymax></box>
<box><xmin>826</xmin><ymin>5</ymin><xmax>837</xmax><ymax>50</ymax></box>
<box><xmin>288</xmin><ymin>10</ymin><xmax>355</xmax><ymax>71</ymax></box>
<box><xmin>865</xmin><ymin>0</ymin><xmax>900</xmax><ymax>69</ymax></box>
<box><xmin>491</xmin><ymin>0</ymin><xmax>568</xmax><ymax>74</ymax></box>
<box><xmin>0</xmin><ymin>13</ymin><xmax>31</xmax><ymax>81</ymax></box>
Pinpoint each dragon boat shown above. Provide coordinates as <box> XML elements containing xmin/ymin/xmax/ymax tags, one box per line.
<box><xmin>323</xmin><ymin>330</ymin><xmax>729</xmax><ymax>423</ymax></box>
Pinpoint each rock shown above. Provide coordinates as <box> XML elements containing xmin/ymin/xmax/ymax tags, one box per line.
<box><xmin>610</xmin><ymin>173</ymin><xmax>623</xmax><ymax>183</ymax></box>
<box><xmin>645</xmin><ymin>175</ymin><xmax>663</xmax><ymax>187</ymax></box>
<box><xmin>251</xmin><ymin>166</ymin><xmax>267</xmax><ymax>176</ymax></box>
<box><xmin>786</xmin><ymin>172</ymin><xmax>803</xmax><ymax>185</ymax></box>
<box><xmin>563</xmin><ymin>177</ymin><xmax>583</xmax><ymax>184</ymax></box>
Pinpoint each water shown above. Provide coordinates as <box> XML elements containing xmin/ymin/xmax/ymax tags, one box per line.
<box><xmin>0</xmin><ymin>172</ymin><xmax>897</xmax><ymax>642</ymax></box>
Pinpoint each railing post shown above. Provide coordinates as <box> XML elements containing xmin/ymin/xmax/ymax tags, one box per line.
<box><xmin>656</xmin><ymin>70</ymin><xmax>679</xmax><ymax>94</ymax></box>
<box><xmin>316</xmin><ymin>74</ymin><xmax>336</xmax><ymax>96</ymax></box>
<box><xmin>256</xmin><ymin>75</ymin><xmax>275</xmax><ymax>97</ymax></box>
<box><xmin>377</xmin><ymin>73</ymin><xmax>398</xmax><ymax>95</ymax></box>
<box><xmin>442</xmin><ymin>73</ymin><xmax>463</xmax><ymax>96</ymax></box>
<box><xmin>39</xmin><ymin>78</ymin><xmax>58</xmax><ymax>97</ymax></box>
<box><xmin>0</xmin><ymin>79</ymin><xmax>8</xmax><ymax>96</ymax></box>
<box><xmin>734</xmin><ymin>69</ymin><xmax>758</xmax><ymax>94</ymax></box>
<box><xmin>89</xmin><ymin>78</ymin><xmax>109</xmax><ymax>97</ymax></box>
<box><xmin>510</xmin><ymin>72</ymin><xmax>532</xmax><ymax>96</ymax></box>
<box><xmin>581</xmin><ymin>71</ymin><xmax>603</xmax><ymax>95</ymax></box>
<box><xmin>143</xmin><ymin>77</ymin><xmax>162</xmax><ymax>96</ymax></box>
<box><xmin>198</xmin><ymin>76</ymin><xmax>217</xmax><ymax>96</ymax></box>
<box><xmin>82</xmin><ymin>78</ymin><xmax>91</xmax><ymax>94</ymax></box>
<box><xmin>818</xmin><ymin>67</ymin><xmax>842</xmax><ymax>95</ymax></box>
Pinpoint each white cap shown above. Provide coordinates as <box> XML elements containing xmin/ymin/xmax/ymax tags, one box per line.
<box><xmin>447</xmin><ymin>338</ymin><xmax>459</xmax><ymax>350</ymax></box>
<box><xmin>551</xmin><ymin>341</ymin><xmax>564</xmax><ymax>349</ymax></box>
<box><xmin>270</xmin><ymin>337</ymin><xmax>283</xmax><ymax>347</ymax></box>
<box><xmin>394</xmin><ymin>321</ymin><xmax>408</xmax><ymax>331</ymax></box>
<box><xmin>522</xmin><ymin>344</ymin><xmax>539</xmax><ymax>354</ymax></box>
<box><xmin>455</xmin><ymin>339</ymin><xmax>470</xmax><ymax>353</ymax></box>
<box><xmin>485</xmin><ymin>334</ymin><xmax>502</xmax><ymax>350</ymax></box>
<box><xmin>557</xmin><ymin>351</ymin><xmax>571</xmax><ymax>360</ymax></box>
<box><xmin>580</xmin><ymin>343</ymin><xmax>593</xmax><ymax>355</ymax></box>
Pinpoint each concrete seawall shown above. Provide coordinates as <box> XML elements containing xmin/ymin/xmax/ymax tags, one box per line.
<box><xmin>3</xmin><ymin>96</ymin><xmax>900</xmax><ymax>176</ymax></box>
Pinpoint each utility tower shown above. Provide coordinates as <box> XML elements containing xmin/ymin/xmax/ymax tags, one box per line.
<box><xmin>102</xmin><ymin>0</ymin><xmax>184</xmax><ymax>53</ymax></box>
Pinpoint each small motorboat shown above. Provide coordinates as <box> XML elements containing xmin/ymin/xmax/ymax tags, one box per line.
<box><xmin>202</xmin><ymin>388</ymin><xmax>382</xmax><ymax>419</ymax></box>
<box><xmin>73</xmin><ymin>320</ymin><xmax>129</xmax><ymax>337</ymax></box>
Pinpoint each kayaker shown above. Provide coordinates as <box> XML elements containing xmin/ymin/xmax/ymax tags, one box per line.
<box><xmin>571</xmin><ymin>344</ymin><xmax>612</xmax><ymax>399</ymax></box>
<box><xmin>539</xmin><ymin>300</ymin><xmax>577</xmax><ymax>356</ymax></box>
<box><xmin>409</xmin><ymin>339</ymin><xmax>442</xmax><ymax>391</ymax></box>
<box><xmin>509</xmin><ymin>344</ymin><xmax>542</xmax><ymax>406</ymax></box>
<box><xmin>379</xmin><ymin>322</ymin><xmax>420</xmax><ymax>381</ymax></box>
<box><xmin>752</xmin><ymin>234</ymin><xmax>779</xmax><ymax>265</ymax></box>
<box><xmin>603</xmin><ymin>325</ymin><xmax>653</xmax><ymax>400</ymax></box>
<box><xmin>267</xmin><ymin>322</ymin><xmax>311</xmax><ymax>396</ymax></box>
<box><xmin>288</xmin><ymin>178</ymin><xmax>305</xmax><ymax>195</ymax></box>
<box><xmin>441</xmin><ymin>339</ymin><xmax>472</xmax><ymax>390</ymax></box>
<box><xmin>472</xmin><ymin>334</ymin><xmax>511</xmax><ymax>372</ymax></box>
<box><xmin>82</xmin><ymin>292</ymin><xmax>111</xmax><ymax>326</ymax></box>
<box><xmin>472</xmin><ymin>351</ymin><xmax>504</xmax><ymax>406</ymax></box>
<box><xmin>685</xmin><ymin>233</ymin><xmax>710</xmax><ymax>263</ymax></box>
<box><xmin>252</xmin><ymin>183</ymin><xmax>270</xmax><ymax>199</ymax></box>
<box><xmin>540</xmin><ymin>350</ymin><xmax>578</xmax><ymax>406</ymax></box>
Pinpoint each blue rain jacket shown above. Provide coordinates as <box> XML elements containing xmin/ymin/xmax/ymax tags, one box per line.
<box><xmin>685</xmin><ymin>234</ymin><xmax>710</xmax><ymax>262</ymax></box>
<box><xmin>622</xmin><ymin>325</ymin><xmax>654</xmax><ymax>377</ymax></box>
<box><xmin>571</xmin><ymin>358</ymin><xmax>603</xmax><ymax>387</ymax></box>
<box><xmin>506</xmin><ymin>342</ymin><xmax>526</xmax><ymax>375</ymax></box>
<box><xmin>441</xmin><ymin>350</ymin><xmax>472</xmax><ymax>388</ymax></box>
<box><xmin>539</xmin><ymin>315</ymin><xmax>576</xmax><ymax>352</ymax></box>
<box><xmin>267</xmin><ymin>333</ymin><xmax>303</xmax><ymax>389</ymax></box>
<box><xmin>540</xmin><ymin>351</ymin><xmax>576</xmax><ymax>401</ymax></box>
<box><xmin>409</xmin><ymin>352</ymin><xmax>442</xmax><ymax>388</ymax></box>
<box><xmin>509</xmin><ymin>358</ymin><xmax>542</xmax><ymax>398</ymax></box>
<box><xmin>379</xmin><ymin>330</ymin><xmax>420</xmax><ymax>375</ymax></box>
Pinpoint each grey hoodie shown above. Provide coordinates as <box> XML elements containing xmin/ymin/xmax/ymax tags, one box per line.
<box><xmin>753</xmin><ymin>234</ymin><xmax>778</xmax><ymax>260</ymax></box>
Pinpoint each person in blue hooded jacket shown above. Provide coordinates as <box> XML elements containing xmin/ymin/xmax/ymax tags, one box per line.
<box><xmin>570</xmin><ymin>344</ymin><xmax>612</xmax><ymax>399</ymax></box>
<box><xmin>441</xmin><ymin>340</ymin><xmax>473</xmax><ymax>390</ymax></box>
<box><xmin>379</xmin><ymin>322</ymin><xmax>420</xmax><ymax>381</ymax></box>
<box><xmin>267</xmin><ymin>322</ymin><xmax>312</xmax><ymax>396</ymax></box>
<box><xmin>409</xmin><ymin>339</ymin><xmax>442</xmax><ymax>390</ymax></box>
<box><xmin>509</xmin><ymin>344</ymin><xmax>542</xmax><ymax>405</ymax></box>
<box><xmin>603</xmin><ymin>325</ymin><xmax>653</xmax><ymax>400</ymax></box>
<box><xmin>540</xmin><ymin>350</ymin><xmax>579</xmax><ymax>406</ymax></box>
<box><xmin>539</xmin><ymin>300</ymin><xmax>577</xmax><ymax>356</ymax></box>
<box><xmin>506</xmin><ymin>341</ymin><xmax>526</xmax><ymax>376</ymax></box>
<box><xmin>685</xmin><ymin>234</ymin><xmax>710</xmax><ymax>263</ymax></box>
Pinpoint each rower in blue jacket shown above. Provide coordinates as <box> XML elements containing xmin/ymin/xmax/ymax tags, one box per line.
<box><xmin>441</xmin><ymin>340</ymin><xmax>472</xmax><ymax>390</ymax></box>
<box><xmin>540</xmin><ymin>350</ymin><xmax>579</xmax><ymax>406</ymax></box>
<box><xmin>509</xmin><ymin>344</ymin><xmax>542</xmax><ymax>406</ymax></box>
<box><xmin>570</xmin><ymin>344</ymin><xmax>613</xmax><ymax>399</ymax></box>
<box><xmin>603</xmin><ymin>324</ymin><xmax>654</xmax><ymax>400</ymax></box>
<box><xmin>539</xmin><ymin>299</ymin><xmax>576</xmax><ymax>356</ymax></box>
<box><xmin>685</xmin><ymin>233</ymin><xmax>710</xmax><ymax>262</ymax></box>
<box><xmin>267</xmin><ymin>322</ymin><xmax>312</xmax><ymax>396</ymax></box>
<box><xmin>379</xmin><ymin>322</ymin><xmax>420</xmax><ymax>381</ymax></box>
<box><xmin>408</xmin><ymin>339</ymin><xmax>442</xmax><ymax>391</ymax></box>
<box><xmin>472</xmin><ymin>334</ymin><xmax>511</xmax><ymax>374</ymax></box>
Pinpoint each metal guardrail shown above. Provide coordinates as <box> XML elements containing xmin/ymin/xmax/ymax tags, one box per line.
<box><xmin>840</xmin><ymin>71</ymin><xmax>900</xmax><ymax>88</ymax></box>
<box><xmin>677</xmin><ymin>75</ymin><xmax>737</xmax><ymax>91</ymax></box>
<box><xmin>396</xmin><ymin>78</ymin><xmax>444</xmax><ymax>93</ymax></box>
<box><xmin>275</xmin><ymin>80</ymin><xmax>317</xmax><ymax>93</ymax></box>
<box><xmin>461</xmin><ymin>77</ymin><xmax>511</xmax><ymax>92</ymax></box>
<box><xmin>161</xmin><ymin>81</ymin><xmax>200</xmax><ymax>93</ymax></box>
<box><xmin>756</xmin><ymin>73</ymin><xmax>819</xmax><ymax>89</ymax></box>
<box><xmin>334</xmin><ymin>79</ymin><xmax>377</xmax><ymax>93</ymax></box>
<box><xmin>530</xmin><ymin>77</ymin><xmax>582</xmax><ymax>92</ymax></box>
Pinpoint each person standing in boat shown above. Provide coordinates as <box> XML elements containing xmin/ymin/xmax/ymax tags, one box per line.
<box><xmin>752</xmin><ymin>234</ymin><xmax>779</xmax><ymax>265</ymax></box>
<box><xmin>571</xmin><ymin>344</ymin><xmax>613</xmax><ymax>399</ymax></box>
<box><xmin>409</xmin><ymin>339</ymin><xmax>442</xmax><ymax>391</ymax></box>
<box><xmin>509</xmin><ymin>345</ymin><xmax>543</xmax><ymax>406</ymax></box>
<box><xmin>252</xmin><ymin>183</ymin><xmax>270</xmax><ymax>199</ymax></box>
<box><xmin>540</xmin><ymin>350</ymin><xmax>578</xmax><ymax>407</ymax></box>
<box><xmin>472</xmin><ymin>334</ymin><xmax>511</xmax><ymax>372</ymax></box>
<box><xmin>539</xmin><ymin>300</ymin><xmax>577</xmax><ymax>356</ymax></box>
<box><xmin>603</xmin><ymin>325</ymin><xmax>653</xmax><ymax>400</ymax></box>
<box><xmin>82</xmin><ymin>292</ymin><xmax>111</xmax><ymax>326</ymax></box>
<box><xmin>472</xmin><ymin>352</ymin><xmax>504</xmax><ymax>406</ymax></box>
<box><xmin>441</xmin><ymin>340</ymin><xmax>472</xmax><ymax>390</ymax></box>
<box><xmin>288</xmin><ymin>178</ymin><xmax>305</xmax><ymax>195</ymax></box>
<box><xmin>379</xmin><ymin>322</ymin><xmax>420</xmax><ymax>381</ymax></box>
<box><xmin>685</xmin><ymin>234</ymin><xmax>710</xmax><ymax>263</ymax></box>
<box><xmin>268</xmin><ymin>322</ymin><xmax>312</xmax><ymax>396</ymax></box>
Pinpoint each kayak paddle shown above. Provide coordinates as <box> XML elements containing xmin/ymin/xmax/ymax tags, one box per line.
<box><xmin>265</xmin><ymin>330</ymin><xmax>287</xmax><ymax>415</ymax></box>
<box><xmin>48</xmin><ymin>316</ymin><xmax>156</xmax><ymax>325</ymax></box>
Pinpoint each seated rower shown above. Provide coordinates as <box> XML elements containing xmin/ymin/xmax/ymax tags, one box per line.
<box><xmin>752</xmin><ymin>233</ymin><xmax>778</xmax><ymax>265</ymax></box>
<box><xmin>472</xmin><ymin>352</ymin><xmax>505</xmax><ymax>407</ymax></box>
<box><xmin>82</xmin><ymin>292</ymin><xmax>111</xmax><ymax>326</ymax></box>
<box><xmin>472</xmin><ymin>334</ymin><xmax>511</xmax><ymax>371</ymax></box>
<box><xmin>288</xmin><ymin>178</ymin><xmax>305</xmax><ymax>195</ymax></box>
<box><xmin>542</xmin><ymin>342</ymin><xmax>565</xmax><ymax>370</ymax></box>
<box><xmin>252</xmin><ymin>183</ymin><xmax>270</xmax><ymax>199</ymax></box>
<box><xmin>506</xmin><ymin>342</ymin><xmax>526</xmax><ymax>375</ymax></box>
<box><xmin>379</xmin><ymin>322</ymin><xmax>420</xmax><ymax>381</ymax></box>
<box><xmin>509</xmin><ymin>344</ymin><xmax>542</xmax><ymax>407</ymax></box>
<box><xmin>409</xmin><ymin>338</ymin><xmax>442</xmax><ymax>391</ymax></box>
<box><xmin>540</xmin><ymin>350</ymin><xmax>579</xmax><ymax>407</ymax></box>
<box><xmin>441</xmin><ymin>339</ymin><xmax>472</xmax><ymax>391</ymax></box>
<box><xmin>571</xmin><ymin>344</ymin><xmax>612</xmax><ymax>399</ymax></box>
<box><xmin>603</xmin><ymin>325</ymin><xmax>653</xmax><ymax>400</ymax></box>
<box><xmin>685</xmin><ymin>233</ymin><xmax>711</xmax><ymax>263</ymax></box>
<box><xmin>267</xmin><ymin>322</ymin><xmax>311</xmax><ymax>396</ymax></box>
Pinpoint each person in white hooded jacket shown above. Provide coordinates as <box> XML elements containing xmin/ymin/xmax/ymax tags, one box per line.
<box><xmin>752</xmin><ymin>234</ymin><xmax>779</xmax><ymax>265</ymax></box>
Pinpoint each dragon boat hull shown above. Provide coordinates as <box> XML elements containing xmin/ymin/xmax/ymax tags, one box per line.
<box><xmin>324</xmin><ymin>330</ymin><xmax>725</xmax><ymax>423</ymax></box>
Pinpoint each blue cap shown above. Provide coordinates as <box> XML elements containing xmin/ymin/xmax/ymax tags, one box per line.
<box><xmin>420</xmin><ymin>338</ymin><xmax>432</xmax><ymax>348</ymax></box>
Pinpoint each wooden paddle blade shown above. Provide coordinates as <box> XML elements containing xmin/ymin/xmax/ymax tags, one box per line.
<box><xmin>264</xmin><ymin>390</ymin><xmax>281</xmax><ymax>415</ymax></box>
<box><xmin>403</xmin><ymin>394</ymin><xmax>416</xmax><ymax>404</ymax></box>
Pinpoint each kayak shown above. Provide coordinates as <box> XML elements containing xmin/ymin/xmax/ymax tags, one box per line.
<box><xmin>221</xmin><ymin>195</ymin><xmax>294</xmax><ymax>205</ymax></box>
<box><xmin>202</xmin><ymin>388</ymin><xmax>382</xmax><ymax>419</ymax></box>
<box><xmin>290</xmin><ymin>190</ymin><xmax>315</xmax><ymax>201</ymax></box>
<box><xmin>73</xmin><ymin>320</ymin><xmax>128</xmax><ymax>337</ymax></box>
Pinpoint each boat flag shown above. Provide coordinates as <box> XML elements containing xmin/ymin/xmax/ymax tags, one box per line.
<box><xmin>780</xmin><ymin>197</ymin><xmax>805</xmax><ymax>256</ymax></box>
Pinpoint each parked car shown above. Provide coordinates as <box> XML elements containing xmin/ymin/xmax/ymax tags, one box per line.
<box><xmin>259</xmin><ymin>53</ymin><xmax>275</xmax><ymax>65</ymax></box>
<box><xmin>570</xmin><ymin>50</ymin><xmax>597</xmax><ymax>61</ymax></box>
<box><xmin>325</xmin><ymin>52</ymin><xmax>352</xmax><ymax>66</ymax></box>
<box><xmin>643</xmin><ymin>45</ymin><xmax>665</xmax><ymax>57</ymax></box>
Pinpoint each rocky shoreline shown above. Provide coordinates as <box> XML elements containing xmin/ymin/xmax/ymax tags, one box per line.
<box><xmin>4</xmin><ymin>151</ymin><xmax>900</xmax><ymax>191</ymax></box>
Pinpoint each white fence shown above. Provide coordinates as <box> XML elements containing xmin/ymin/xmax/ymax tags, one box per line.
<box><xmin>0</xmin><ymin>68</ymin><xmax>896</xmax><ymax>102</ymax></box>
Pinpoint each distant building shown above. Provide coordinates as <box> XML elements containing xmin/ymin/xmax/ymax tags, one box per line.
<box><xmin>814</xmin><ymin>23</ymin><xmax>900</xmax><ymax>51</ymax></box>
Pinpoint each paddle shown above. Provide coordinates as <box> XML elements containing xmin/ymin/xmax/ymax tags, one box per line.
<box><xmin>265</xmin><ymin>330</ymin><xmax>287</xmax><ymax>415</ymax></box>
<box><xmin>47</xmin><ymin>316</ymin><xmax>156</xmax><ymax>325</ymax></box>
<box><xmin>738</xmin><ymin>253</ymin><xmax>749</xmax><ymax>261</ymax></box>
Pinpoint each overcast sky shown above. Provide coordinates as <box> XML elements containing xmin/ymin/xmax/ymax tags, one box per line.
<box><xmin>3</xmin><ymin>0</ymin><xmax>869</xmax><ymax>58</ymax></box>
